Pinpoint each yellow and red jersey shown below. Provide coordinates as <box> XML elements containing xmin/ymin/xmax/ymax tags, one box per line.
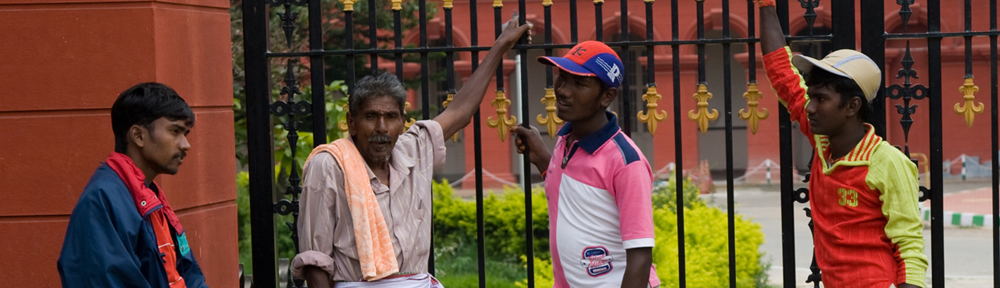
<box><xmin>763</xmin><ymin>47</ymin><xmax>928</xmax><ymax>288</ymax></box>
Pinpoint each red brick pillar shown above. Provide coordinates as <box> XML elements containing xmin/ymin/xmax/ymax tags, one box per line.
<box><xmin>0</xmin><ymin>0</ymin><xmax>237</xmax><ymax>286</ymax></box>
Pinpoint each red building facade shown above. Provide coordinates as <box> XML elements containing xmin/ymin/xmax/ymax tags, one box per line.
<box><xmin>391</xmin><ymin>0</ymin><xmax>996</xmax><ymax>188</ymax></box>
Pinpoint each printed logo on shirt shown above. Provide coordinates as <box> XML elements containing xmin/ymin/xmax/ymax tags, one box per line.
<box><xmin>838</xmin><ymin>188</ymin><xmax>859</xmax><ymax>207</ymax></box>
<box><xmin>579</xmin><ymin>246</ymin><xmax>614</xmax><ymax>277</ymax></box>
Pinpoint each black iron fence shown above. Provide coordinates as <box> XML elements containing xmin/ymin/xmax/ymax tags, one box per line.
<box><xmin>241</xmin><ymin>0</ymin><xmax>1000</xmax><ymax>287</ymax></box>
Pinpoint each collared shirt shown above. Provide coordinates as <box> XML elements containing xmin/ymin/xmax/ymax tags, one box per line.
<box><xmin>544</xmin><ymin>111</ymin><xmax>659</xmax><ymax>288</ymax></box>
<box><xmin>292</xmin><ymin>120</ymin><xmax>446</xmax><ymax>282</ymax></box>
<box><xmin>764</xmin><ymin>47</ymin><xmax>928</xmax><ymax>288</ymax></box>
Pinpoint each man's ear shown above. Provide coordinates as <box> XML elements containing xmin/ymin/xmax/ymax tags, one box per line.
<box><xmin>601</xmin><ymin>87</ymin><xmax>618</xmax><ymax>108</ymax></box>
<box><xmin>129</xmin><ymin>125</ymin><xmax>147</xmax><ymax>148</ymax></box>
<box><xmin>845</xmin><ymin>96</ymin><xmax>863</xmax><ymax>117</ymax></box>
<box><xmin>346</xmin><ymin>112</ymin><xmax>357</xmax><ymax>136</ymax></box>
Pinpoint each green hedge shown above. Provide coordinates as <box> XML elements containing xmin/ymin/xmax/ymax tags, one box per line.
<box><xmin>649</xmin><ymin>181</ymin><xmax>769</xmax><ymax>287</ymax></box>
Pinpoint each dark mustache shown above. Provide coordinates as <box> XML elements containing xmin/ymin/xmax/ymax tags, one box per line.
<box><xmin>368</xmin><ymin>133</ymin><xmax>392</xmax><ymax>144</ymax></box>
<box><xmin>175</xmin><ymin>151</ymin><xmax>187</xmax><ymax>159</ymax></box>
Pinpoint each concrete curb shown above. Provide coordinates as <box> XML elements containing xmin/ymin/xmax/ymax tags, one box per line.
<box><xmin>920</xmin><ymin>207</ymin><xmax>994</xmax><ymax>228</ymax></box>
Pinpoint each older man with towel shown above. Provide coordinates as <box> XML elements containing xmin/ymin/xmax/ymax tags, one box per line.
<box><xmin>290</xmin><ymin>18</ymin><xmax>531</xmax><ymax>288</ymax></box>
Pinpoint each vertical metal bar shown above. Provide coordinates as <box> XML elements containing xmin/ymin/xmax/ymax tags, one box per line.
<box><xmin>670</xmin><ymin>0</ymin><xmax>686</xmax><ymax>286</ymax></box>
<box><xmin>417</xmin><ymin>0</ymin><xmax>432</xmax><ymax>274</ymax></box>
<box><xmin>860</xmin><ymin>0</ymin><xmax>886</xmax><ymax>137</ymax></box>
<box><xmin>494</xmin><ymin>6</ymin><xmax>503</xmax><ymax>92</ymax></box>
<box><xmin>963</xmin><ymin>0</ymin><xmax>973</xmax><ymax>78</ymax></box>
<box><xmin>831</xmin><ymin>0</ymin><xmax>855</xmax><ymax>50</ymax></box>
<box><xmin>569</xmin><ymin>0</ymin><xmax>578</xmax><ymax>43</ymax></box>
<box><xmin>746</xmin><ymin>0</ymin><xmax>756</xmax><ymax>83</ymax></box>
<box><xmin>279</xmin><ymin>60</ymin><xmax>304</xmax><ymax>288</ymax></box>
<box><xmin>619</xmin><ymin>0</ymin><xmax>630</xmax><ymax>135</ymax></box>
<box><xmin>243</xmin><ymin>0</ymin><xmax>277</xmax><ymax>286</ymax></box>
<box><xmin>776</xmin><ymin>1</ymin><xmax>796</xmax><ymax>287</ymax></box>
<box><xmin>722</xmin><ymin>0</ymin><xmax>735</xmax><ymax>285</ymax></box>
<box><xmin>469</xmin><ymin>1</ymin><xmax>485</xmax><ymax>286</ymax></box>
<box><xmin>595</xmin><ymin>0</ymin><xmax>603</xmax><ymax>42</ymax></box>
<box><xmin>395</xmin><ymin>6</ymin><xmax>404</xmax><ymax>82</ymax></box>
<box><xmin>419</xmin><ymin>0</ymin><xmax>430</xmax><ymax>121</ymax></box>
<box><xmin>645</xmin><ymin>0</ymin><xmax>653</xmax><ymax>86</ymax></box>
<box><xmin>517</xmin><ymin>1</ymin><xmax>534</xmax><ymax>287</ymax></box>
<box><xmin>545</xmin><ymin>0</ymin><xmax>554</xmax><ymax>86</ymax></box>
<box><xmin>446</xmin><ymin>2</ymin><xmax>455</xmax><ymax>96</ymax></box>
<box><xmin>369</xmin><ymin>0</ymin><xmax>378</xmax><ymax>75</ymax></box>
<box><xmin>926</xmin><ymin>0</ymin><xmax>944</xmax><ymax>286</ymax></box>
<box><xmin>310</xmin><ymin>0</ymin><xmax>327</xmax><ymax>144</ymax></box>
<box><xmin>992</xmin><ymin>0</ymin><xmax>999</xmax><ymax>283</ymax></box>
<box><xmin>696</xmin><ymin>0</ymin><xmax>705</xmax><ymax>83</ymax></box>
<box><xmin>346</xmin><ymin>10</ymin><xmax>356</xmax><ymax>93</ymax></box>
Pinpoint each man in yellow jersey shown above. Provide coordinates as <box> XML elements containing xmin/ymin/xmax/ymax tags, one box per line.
<box><xmin>754</xmin><ymin>0</ymin><xmax>928</xmax><ymax>287</ymax></box>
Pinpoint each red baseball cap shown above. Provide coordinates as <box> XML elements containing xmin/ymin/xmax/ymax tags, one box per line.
<box><xmin>537</xmin><ymin>41</ymin><xmax>625</xmax><ymax>88</ymax></box>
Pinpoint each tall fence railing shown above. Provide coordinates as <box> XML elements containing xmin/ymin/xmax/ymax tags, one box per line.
<box><xmin>241</xmin><ymin>0</ymin><xmax>1000</xmax><ymax>287</ymax></box>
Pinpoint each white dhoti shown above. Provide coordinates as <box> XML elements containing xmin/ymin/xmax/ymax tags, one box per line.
<box><xmin>334</xmin><ymin>273</ymin><xmax>444</xmax><ymax>288</ymax></box>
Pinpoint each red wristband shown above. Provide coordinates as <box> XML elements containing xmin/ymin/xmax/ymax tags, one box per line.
<box><xmin>755</xmin><ymin>0</ymin><xmax>775</xmax><ymax>7</ymax></box>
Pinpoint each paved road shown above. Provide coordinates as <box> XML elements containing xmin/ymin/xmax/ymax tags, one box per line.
<box><xmin>706</xmin><ymin>180</ymin><xmax>996</xmax><ymax>287</ymax></box>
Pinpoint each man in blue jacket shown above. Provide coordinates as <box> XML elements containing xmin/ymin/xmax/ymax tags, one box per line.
<box><xmin>58</xmin><ymin>83</ymin><xmax>208</xmax><ymax>288</ymax></box>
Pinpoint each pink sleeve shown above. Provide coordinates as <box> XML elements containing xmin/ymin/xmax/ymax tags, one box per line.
<box><xmin>613</xmin><ymin>161</ymin><xmax>655</xmax><ymax>249</ymax></box>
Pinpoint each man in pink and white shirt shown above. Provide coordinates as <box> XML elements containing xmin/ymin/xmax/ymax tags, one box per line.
<box><xmin>512</xmin><ymin>41</ymin><xmax>658</xmax><ymax>288</ymax></box>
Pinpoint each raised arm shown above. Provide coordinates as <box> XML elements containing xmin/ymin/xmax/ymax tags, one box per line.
<box><xmin>433</xmin><ymin>17</ymin><xmax>531</xmax><ymax>138</ymax></box>
<box><xmin>758</xmin><ymin>2</ymin><xmax>786</xmax><ymax>55</ymax></box>
<box><xmin>757</xmin><ymin>0</ymin><xmax>813</xmax><ymax>137</ymax></box>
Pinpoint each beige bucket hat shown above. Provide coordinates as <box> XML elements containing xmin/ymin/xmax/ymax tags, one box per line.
<box><xmin>791</xmin><ymin>49</ymin><xmax>881</xmax><ymax>102</ymax></box>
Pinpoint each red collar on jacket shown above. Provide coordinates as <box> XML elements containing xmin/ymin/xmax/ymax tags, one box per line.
<box><xmin>105</xmin><ymin>152</ymin><xmax>185</xmax><ymax>233</ymax></box>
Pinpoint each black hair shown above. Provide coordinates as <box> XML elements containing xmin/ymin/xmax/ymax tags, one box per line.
<box><xmin>350</xmin><ymin>73</ymin><xmax>407</xmax><ymax>116</ymax></box>
<box><xmin>804</xmin><ymin>68</ymin><xmax>872</xmax><ymax>120</ymax></box>
<box><xmin>111</xmin><ymin>82</ymin><xmax>194</xmax><ymax>153</ymax></box>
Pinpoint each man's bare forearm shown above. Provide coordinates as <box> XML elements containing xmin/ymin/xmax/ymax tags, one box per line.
<box><xmin>434</xmin><ymin>20</ymin><xmax>528</xmax><ymax>137</ymax></box>
<box><xmin>621</xmin><ymin>247</ymin><xmax>653</xmax><ymax>288</ymax></box>
<box><xmin>759</xmin><ymin>6</ymin><xmax>787</xmax><ymax>55</ymax></box>
<box><xmin>303</xmin><ymin>266</ymin><xmax>332</xmax><ymax>288</ymax></box>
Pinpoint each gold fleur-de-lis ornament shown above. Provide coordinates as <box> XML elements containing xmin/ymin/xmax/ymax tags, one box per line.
<box><xmin>442</xmin><ymin>93</ymin><xmax>459</xmax><ymax>142</ymax></box>
<box><xmin>487</xmin><ymin>90</ymin><xmax>517</xmax><ymax>141</ymax></box>
<box><xmin>738</xmin><ymin>83</ymin><xmax>769</xmax><ymax>134</ymax></box>
<box><xmin>637</xmin><ymin>86</ymin><xmax>667</xmax><ymax>135</ymax></box>
<box><xmin>688</xmin><ymin>83</ymin><xmax>718</xmax><ymax>134</ymax></box>
<box><xmin>403</xmin><ymin>102</ymin><xmax>416</xmax><ymax>131</ymax></box>
<box><xmin>537</xmin><ymin>88</ymin><xmax>564</xmax><ymax>139</ymax></box>
<box><xmin>954</xmin><ymin>77</ymin><xmax>983</xmax><ymax>128</ymax></box>
<box><xmin>338</xmin><ymin>95</ymin><xmax>350</xmax><ymax>131</ymax></box>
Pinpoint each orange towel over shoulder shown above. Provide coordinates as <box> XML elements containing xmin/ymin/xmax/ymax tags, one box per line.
<box><xmin>304</xmin><ymin>139</ymin><xmax>399</xmax><ymax>281</ymax></box>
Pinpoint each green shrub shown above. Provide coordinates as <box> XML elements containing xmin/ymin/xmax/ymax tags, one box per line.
<box><xmin>236</xmin><ymin>172</ymin><xmax>252</xmax><ymax>271</ymax></box>
<box><xmin>652</xmin><ymin>176</ymin><xmax>704</xmax><ymax>213</ymax></box>
<box><xmin>432</xmin><ymin>181</ymin><xmax>549</xmax><ymax>263</ymax></box>
<box><xmin>515</xmin><ymin>256</ymin><xmax>554</xmax><ymax>288</ymax></box>
<box><xmin>432</xmin><ymin>180</ymin><xmax>548</xmax><ymax>287</ymax></box>
<box><xmin>651</xmin><ymin>201</ymin><xmax>769</xmax><ymax>287</ymax></box>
